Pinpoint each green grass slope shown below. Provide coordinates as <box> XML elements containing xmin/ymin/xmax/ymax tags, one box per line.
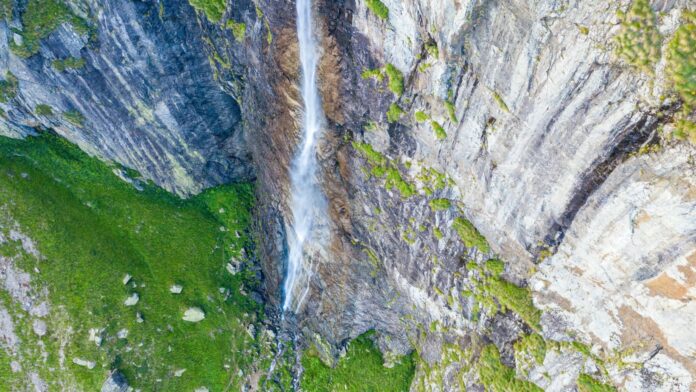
<box><xmin>0</xmin><ymin>133</ymin><xmax>264</xmax><ymax>390</ymax></box>
<box><xmin>301</xmin><ymin>332</ymin><xmax>415</xmax><ymax>392</ymax></box>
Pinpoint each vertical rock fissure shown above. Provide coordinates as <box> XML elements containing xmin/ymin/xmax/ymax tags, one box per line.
<box><xmin>282</xmin><ymin>0</ymin><xmax>327</xmax><ymax>313</ymax></box>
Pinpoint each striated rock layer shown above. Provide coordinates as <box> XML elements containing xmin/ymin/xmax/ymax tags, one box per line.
<box><xmin>243</xmin><ymin>0</ymin><xmax>696</xmax><ymax>390</ymax></box>
<box><xmin>0</xmin><ymin>0</ymin><xmax>252</xmax><ymax>195</ymax></box>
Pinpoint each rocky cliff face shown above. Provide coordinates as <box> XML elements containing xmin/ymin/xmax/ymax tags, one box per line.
<box><xmin>1</xmin><ymin>0</ymin><xmax>694</xmax><ymax>391</ymax></box>
<box><xmin>0</xmin><ymin>0</ymin><xmax>252</xmax><ymax>196</ymax></box>
<box><xmin>245</xmin><ymin>0</ymin><xmax>696</xmax><ymax>390</ymax></box>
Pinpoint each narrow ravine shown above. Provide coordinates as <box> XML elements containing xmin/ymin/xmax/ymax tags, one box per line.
<box><xmin>282</xmin><ymin>0</ymin><xmax>327</xmax><ymax>313</ymax></box>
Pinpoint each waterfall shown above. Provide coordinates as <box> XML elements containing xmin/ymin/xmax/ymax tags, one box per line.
<box><xmin>282</xmin><ymin>0</ymin><xmax>326</xmax><ymax>313</ymax></box>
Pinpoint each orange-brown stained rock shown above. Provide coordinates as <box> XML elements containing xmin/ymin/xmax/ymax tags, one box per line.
<box><xmin>318</xmin><ymin>30</ymin><xmax>345</xmax><ymax>125</ymax></box>
<box><xmin>677</xmin><ymin>251</ymin><xmax>696</xmax><ymax>287</ymax></box>
<box><xmin>618</xmin><ymin>305</ymin><xmax>696</xmax><ymax>375</ymax></box>
<box><xmin>645</xmin><ymin>273</ymin><xmax>689</xmax><ymax>300</ymax></box>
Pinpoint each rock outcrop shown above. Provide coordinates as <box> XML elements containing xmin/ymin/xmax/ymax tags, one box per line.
<box><xmin>0</xmin><ymin>0</ymin><xmax>252</xmax><ymax>195</ymax></box>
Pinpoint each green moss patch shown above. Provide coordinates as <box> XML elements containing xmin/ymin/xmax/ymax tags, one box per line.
<box><xmin>414</xmin><ymin>111</ymin><xmax>429</xmax><ymax>122</ymax></box>
<box><xmin>301</xmin><ymin>332</ymin><xmax>415</xmax><ymax>391</ymax></box>
<box><xmin>444</xmin><ymin>100</ymin><xmax>457</xmax><ymax>123</ymax></box>
<box><xmin>352</xmin><ymin>142</ymin><xmax>387</xmax><ymax>167</ymax></box>
<box><xmin>451</xmin><ymin>217</ymin><xmax>489</xmax><ymax>253</ymax></box>
<box><xmin>577</xmin><ymin>374</ymin><xmax>617</xmax><ymax>392</ymax></box>
<box><xmin>188</xmin><ymin>0</ymin><xmax>226</xmax><ymax>23</ymax></box>
<box><xmin>63</xmin><ymin>109</ymin><xmax>85</xmax><ymax>127</ymax></box>
<box><xmin>365</xmin><ymin>0</ymin><xmax>389</xmax><ymax>21</ymax></box>
<box><xmin>387</xmin><ymin>103</ymin><xmax>405</xmax><ymax>123</ymax></box>
<box><xmin>514</xmin><ymin>333</ymin><xmax>547</xmax><ymax>373</ymax></box>
<box><xmin>492</xmin><ymin>91</ymin><xmax>509</xmax><ymax>112</ymax></box>
<box><xmin>431</xmin><ymin>121</ymin><xmax>447</xmax><ymax>140</ymax></box>
<box><xmin>425</xmin><ymin>42</ymin><xmax>439</xmax><ymax>59</ymax></box>
<box><xmin>352</xmin><ymin>142</ymin><xmax>418</xmax><ymax>199</ymax></box>
<box><xmin>0</xmin><ymin>0</ymin><xmax>11</xmax><ymax>20</ymax></box>
<box><xmin>429</xmin><ymin>198</ymin><xmax>451</xmax><ymax>211</ymax></box>
<box><xmin>486</xmin><ymin>276</ymin><xmax>541</xmax><ymax>330</ymax></box>
<box><xmin>666</xmin><ymin>10</ymin><xmax>696</xmax><ymax>107</ymax></box>
<box><xmin>0</xmin><ymin>71</ymin><xmax>19</xmax><ymax>103</ymax></box>
<box><xmin>477</xmin><ymin>344</ymin><xmax>542</xmax><ymax>392</ymax></box>
<box><xmin>52</xmin><ymin>56</ymin><xmax>86</xmax><ymax>72</ymax></box>
<box><xmin>665</xmin><ymin>10</ymin><xmax>696</xmax><ymax>143</ymax></box>
<box><xmin>0</xmin><ymin>134</ymin><xmax>263</xmax><ymax>390</ymax></box>
<box><xmin>385</xmin><ymin>64</ymin><xmax>405</xmax><ymax>96</ymax></box>
<box><xmin>35</xmin><ymin>104</ymin><xmax>53</xmax><ymax>116</ymax></box>
<box><xmin>385</xmin><ymin>167</ymin><xmax>416</xmax><ymax>198</ymax></box>
<box><xmin>484</xmin><ymin>258</ymin><xmax>505</xmax><ymax>277</ymax></box>
<box><xmin>227</xmin><ymin>20</ymin><xmax>246</xmax><ymax>42</ymax></box>
<box><xmin>10</xmin><ymin>0</ymin><xmax>90</xmax><ymax>58</ymax></box>
<box><xmin>361</xmin><ymin>68</ymin><xmax>385</xmax><ymax>82</ymax></box>
<box><xmin>614</xmin><ymin>0</ymin><xmax>662</xmax><ymax>72</ymax></box>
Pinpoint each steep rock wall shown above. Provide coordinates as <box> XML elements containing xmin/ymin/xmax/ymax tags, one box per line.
<box><xmin>0</xmin><ymin>0</ymin><xmax>252</xmax><ymax>195</ymax></box>
<box><xmin>249</xmin><ymin>0</ymin><xmax>696</xmax><ymax>390</ymax></box>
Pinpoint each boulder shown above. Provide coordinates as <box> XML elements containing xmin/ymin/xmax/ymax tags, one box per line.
<box><xmin>73</xmin><ymin>358</ymin><xmax>96</xmax><ymax>369</ymax></box>
<box><xmin>32</xmin><ymin>319</ymin><xmax>46</xmax><ymax>337</ymax></box>
<box><xmin>100</xmin><ymin>371</ymin><xmax>129</xmax><ymax>392</ymax></box>
<box><xmin>169</xmin><ymin>284</ymin><xmax>183</xmax><ymax>294</ymax></box>
<box><xmin>182</xmin><ymin>307</ymin><xmax>205</xmax><ymax>323</ymax></box>
<box><xmin>123</xmin><ymin>293</ymin><xmax>139</xmax><ymax>306</ymax></box>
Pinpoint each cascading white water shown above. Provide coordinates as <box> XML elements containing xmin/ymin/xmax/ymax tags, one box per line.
<box><xmin>282</xmin><ymin>0</ymin><xmax>326</xmax><ymax>313</ymax></box>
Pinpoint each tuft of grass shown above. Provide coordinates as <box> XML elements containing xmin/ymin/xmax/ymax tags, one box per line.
<box><xmin>188</xmin><ymin>0</ymin><xmax>226</xmax><ymax>23</ymax></box>
<box><xmin>387</xmin><ymin>103</ymin><xmax>405</xmax><ymax>123</ymax></box>
<box><xmin>362</xmin><ymin>68</ymin><xmax>385</xmax><ymax>82</ymax></box>
<box><xmin>10</xmin><ymin>0</ymin><xmax>91</xmax><ymax>58</ymax></box>
<box><xmin>0</xmin><ymin>0</ymin><xmax>11</xmax><ymax>20</ymax></box>
<box><xmin>477</xmin><ymin>344</ymin><xmax>543</xmax><ymax>392</ymax></box>
<box><xmin>35</xmin><ymin>104</ymin><xmax>53</xmax><ymax>116</ymax></box>
<box><xmin>365</xmin><ymin>0</ymin><xmax>389</xmax><ymax>21</ymax></box>
<box><xmin>429</xmin><ymin>198</ymin><xmax>451</xmax><ymax>211</ymax></box>
<box><xmin>352</xmin><ymin>142</ymin><xmax>416</xmax><ymax>199</ymax></box>
<box><xmin>52</xmin><ymin>56</ymin><xmax>86</xmax><ymax>72</ymax></box>
<box><xmin>352</xmin><ymin>142</ymin><xmax>387</xmax><ymax>167</ymax></box>
<box><xmin>301</xmin><ymin>332</ymin><xmax>414</xmax><ymax>391</ymax></box>
<box><xmin>484</xmin><ymin>258</ymin><xmax>505</xmax><ymax>277</ymax></box>
<box><xmin>227</xmin><ymin>20</ymin><xmax>246</xmax><ymax>42</ymax></box>
<box><xmin>487</xmin><ymin>276</ymin><xmax>541</xmax><ymax>330</ymax></box>
<box><xmin>452</xmin><ymin>217</ymin><xmax>489</xmax><ymax>253</ymax></box>
<box><xmin>431</xmin><ymin>121</ymin><xmax>447</xmax><ymax>140</ymax></box>
<box><xmin>385</xmin><ymin>64</ymin><xmax>404</xmax><ymax>96</ymax></box>
<box><xmin>425</xmin><ymin>42</ymin><xmax>439</xmax><ymax>59</ymax></box>
<box><xmin>666</xmin><ymin>10</ymin><xmax>696</xmax><ymax>108</ymax></box>
<box><xmin>63</xmin><ymin>109</ymin><xmax>85</xmax><ymax>127</ymax></box>
<box><xmin>0</xmin><ymin>71</ymin><xmax>19</xmax><ymax>103</ymax></box>
<box><xmin>672</xmin><ymin>118</ymin><xmax>696</xmax><ymax>144</ymax></box>
<box><xmin>385</xmin><ymin>167</ymin><xmax>416</xmax><ymax>198</ymax></box>
<box><xmin>433</xmin><ymin>227</ymin><xmax>443</xmax><ymax>240</ymax></box>
<box><xmin>0</xmin><ymin>134</ymin><xmax>263</xmax><ymax>390</ymax></box>
<box><xmin>577</xmin><ymin>374</ymin><xmax>617</xmax><ymax>392</ymax></box>
<box><xmin>614</xmin><ymin>0</ymin><xmax>662</xmax><ymax>72</ymax></box>
<box><xmin>665</xmin><ymin>10</ymin><xmax>696</xmax><ymax>143</ymax></box>
<box><xmin>514</xmin><ymin>333</ymin><xmax>547</xmax><ymax>370</ymax></box>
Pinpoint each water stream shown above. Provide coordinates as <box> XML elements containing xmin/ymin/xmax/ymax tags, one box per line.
<box><xmin>282</xmin><ymin>0</ymin><xmax>326</xmax><ymax>314</ymax></box>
